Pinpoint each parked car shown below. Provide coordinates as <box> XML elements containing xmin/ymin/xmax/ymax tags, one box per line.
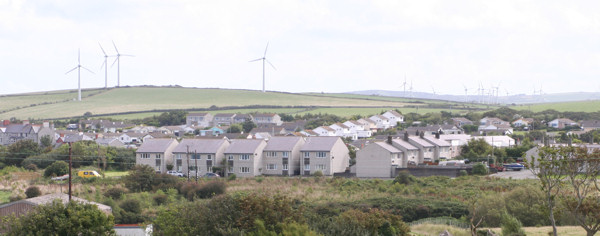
<box><xmin>503</xmin><ymin>163</ymin><xmax>525</xmax><ymax>171</ymax></box>
<box><xmin>203</xmin><ymin>173</ymin><xmax>220</xmax><ymax>178</ymax></box>
<box><xmin>51</xmin><ymin>174</ymin><xmax>69</xmax><ymax>181</ymax></box>
<box><xmin>167</xmin><ymin>171</ymin><xmax>184</xmax><ymax>177</ymax></box>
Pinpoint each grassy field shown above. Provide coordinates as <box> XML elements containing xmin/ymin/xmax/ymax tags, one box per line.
<box><xmin>103</xmin><ymin>171</ymin><xmax>129</xmax><ymax>178</ymax></box>
<box><xmin>411</xmin><ymin>224</ymin><xmax>587</xmax><ymax>236</ymax></box>
<box><xmin>512</xmin><ymin>100</ymin><xmax>600</xmax><ymax>112</ymax></box>
<box><xmin>0</xmin><ymin>190</ymin><xmax>11</xmax><ymax>204</ymax></box>
<box><xmin>0</xmin><ymin>86</ymin><xmax>493</xmax><ymax>120</ymax></box>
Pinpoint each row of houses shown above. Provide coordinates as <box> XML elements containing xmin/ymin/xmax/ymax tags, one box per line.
<box><xmin>0</xmin><ymin>120</ymin><xmax>55</xmax><ymax>146</ymax></box>
<box><xmin>136</xmin><ymin>136</ymin><xmax>350</xmax><ymax>177</ymax></box>
<box><xmin>186</xmin><ymin>113</ymin><xmax>283</xmax><ymax>127</ymax></box>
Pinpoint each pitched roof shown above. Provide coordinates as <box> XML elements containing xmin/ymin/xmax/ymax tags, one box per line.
<box><xmin>5</xmin><ymin>124</ymin><xmax>33</xmax><ymax>133</ymax></box>
<box><xmin>172</xmin><ymin>139</ymin><xmax>227</xmax><ymax>154</ymax></box>
<box><xmin>214</xmin><ymin>113</ymin><xmax>236</xmax><ymax>118</ymax></box>
<box><xmin>0</xmin><ymin>193</ymin><xmax>112</xmax><ymax>213</ymax></box>
<box><xmin>253</xmin><ymin>113</ymin><xmax>277</xmax><ymax>118</ymax></box>
<box><xmin>264</xmin><ymin>136</ymin><xmax>303</xmax><ymax>151</ymax></box>
<box><xmin>344</xmin><ymin>120</ymin><xmax>362</xmax><ymax>126</ymax></box>
<box><xmin>316</xmin><ymin>126</ymin><xmax>335</xmax><ymax>132</ymax></box>
<box><xmin>392</xmin><ymin>139</ymin><xmax>418</xmax><ymax>150</ymax></box>
<box><xmin>374</xmin><ymin>142</ymin><xmax>401</xmax><ymax>153</ymax></box>
<box><xmin>136</xmin><ymin>139</ymin><xmax>177</xmax><ymax>153</ymax></box>
<box><xmin>331</xmin><ymin>123</ymin><xmax>349</xmax><ymax>129</ymax></box>
<box><xmin>224</xmin><ymin>139</ymin><xmax>265</xmax><ymax>153</ymax></box>
<box><xmin>408</xmin><ymin>136</ymin><xmax>434</xmax><ymax>147</ymax></box>
<box><xmin>188</xmin><ymin>112</ymin><xmax>209</xmax><ymax>116</ymax></box>
<box><xmin>300</xmin><ymin>136</ymin><xmax>341</xmax><ymax>151</ymax></box>
<box><xmin>385</xmin><ymin>110</ymin><xmax>403</xmax><ymax>117</ymax></box>
<box><xmin>581</xmin><ymin>120</ymin><xmax>600</xmax><ymax>128</ymax></box>
<box><xmin>423</xmin><ymin>136</ymin><xmax>451</xmax><ymax>147</ymax></box>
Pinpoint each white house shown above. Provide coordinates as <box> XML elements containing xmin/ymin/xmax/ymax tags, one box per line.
<box><xmin>313</xmin><ymin>126</ymin><xmax>335</xmax><ymax>136</ymax></box>
<box><xmin>368</xmin><ymin>115</ymin><xmax>391</xmax><ymax>130</ymax></box>
<box><xmin>381</xmin><ymin>110</ymin><xmax>404</xmax><ymax>127</ymax></box>
<box><xmin>136</xmin><ymin>139</ymin><xmax>179</xmax><ymax>173</ymax></box>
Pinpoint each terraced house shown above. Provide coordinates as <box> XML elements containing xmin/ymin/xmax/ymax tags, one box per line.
<box><xmin>136</xmin><ymin>139</ymin><xmax>179</xmax><ymax>173</ymax></box>
<box><xmin>300</xmin><ymin>137</ymin><xmax>350</xmax><ymax>176</ymax></box>
<box><xmin>171</xmin><ymin>139</ymin><xmax>229</xmax><ymax>177</ymax></box>
<box><xmin>262</xmin><ymin>137</ymin><xmax>305</xmax><ymax>176</ymax></box>
<box><xmin>0</xmin><ymin>120</ymin><xmax>55</xmax><ymax>146</ymax></box>
<box><xmin>224</xmin><ymin>139</ymin><xmax>267</xmax><ymax>177</ymax></box>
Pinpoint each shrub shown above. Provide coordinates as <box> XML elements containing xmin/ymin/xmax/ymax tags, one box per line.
<box><xmin>393</xmin><ymin>171</ymin><xmax>415</xmax><ymax>185</ymax></box>
<box><xmin>119</xmin><ymin>199</ymin><xmax>142</xmax><ymax>214</ymax></box>
<box><xmin>44</xmin><ymin>161</ymin><xmax>68</xmax><ymax>178</ymax></box>
<box><xmin>501</xmin><ymin>212</ymin><xmax>525</xmax><ymax>236</ymax></box>
<box><xmin>153</xmin><ymin>194</ymin><xmax>168</xmax><ymax>206</ymax></box>
<box><xmin>104</xmin><ymin>187</ymin><xmax>126</xmax><ymax>200</ymax></box>
<box><xmin>9</xmin><ymin>194</ymin><xmax>24</xmax><ymax>202</ymax></box>
<box><xmin>313</xmin><ymin>170</ymin><xmax>323</xmax><ymax>177</ymax></box>
<box><xmin>195</xmin><ymin>181</ymin><xmax>226</xmax><ymax>199</ymax></box>
<box><xmin>472</xmin><ymin>163</ymin><xmax>488</xmax><ymax>175</ymax></box>
<box><xmin>25</xmin><ymin>186</ymin><xmax>42</xmax><ymax>198</ymax></box>
<box><xmin>228</xmin><ymin>174</ymin><xmax>237</xmax><ymax>181</ymax></box>
<box><xmin>24</xmin><ymin>164</ymin><xmax>38</xmax><ymax>171</ymax></box>
<box><xmin>458</xmin><ymin>170</ymin><xmax>468</xmax><ymax>177</ymax></box>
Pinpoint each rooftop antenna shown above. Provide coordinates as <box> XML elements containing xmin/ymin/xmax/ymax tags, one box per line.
<box><xmin>250</xmin><ymin>42</ymin><xmax>276</xmax><ymax>93</ymax></box>
<box><xmin>98</xmin><ymin>43</ymin><xmax>111</xmax><ymax>89</ymax></box>
<box><xmin>111</xmin><ymin>41</ymin><xmax>134</xmax><ymax>87</ymax></box>
<box><xmin>66</xmin><ymin>49</ymin><xmax>94</xmax><ymax>101</ymax></box>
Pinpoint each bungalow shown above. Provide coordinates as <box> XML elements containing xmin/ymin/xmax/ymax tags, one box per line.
<box><xmin>480</xmin><ymin>117</ymin><xmax>508</xmax><ymax>126</ymax></box>
<box><xmin>478</xmin><ymin>124</ymin><xmax>513</xmax><ymax>135</ymax></box>
<box><xmin>381</xmin><ymin>110</ymin><xmax>404</xmax><ymax>126</ymax></box>
<box><xmin>313</xmin><ymin>126</ymin><xmax>335</xmax><ymax>136</ymax></box>
<box><xmin>356</xmin><ymin>139</ymin><xmax>403</xmax><ymax>178</ymax></box>
<box><xmin>512</xmin><ymin>118</ymin><xmax>534</xmax><ymax>127</ymax></box>
<box><xmin>262</xmin><ymin>136</ymin><xmax>305</xmax><ymax>176</ymax></box>
<box><xmin>171</xmin><ymin>139</ymin><xmax>230</xmax><ymax>176</ymax></box>
<box><xmin>300</xmin><ymin>137</ymin><xmax>350</xmax><ymax>176</ymax></box>
<box><xmin>213</xmin><ymin>113</ymin><xmax>237</xmax><ymax>126</ymax></box>
<box><xmin>548</xmin><ymin>118</ymin><xmax>579</xmax><ymax>129</ymax></box>
<box><xmin>136</xmin><ymin>139</ymin><xmax>179</xmax><ymax>173</ymax></box>
<box><xmin>253</xmin><ymin>113</ymin><xmax>283</xmax><ymax>126</ymax></box>
<box><xmin>96</xmin><ymin>137</ymin><xmax>125</xmax><ymax>148</ymax></box>
<box><xmin>186</xmin><ymin>113</ymin><xmax>214</xmax><ymax>127</ymax></box>
<box><xmin>580</xmin><ymin>120</ymin><xmax>600</xmax><ymax>132</ymax></box>
<box><xmin>224</xmin><ymin>139</ymin><xmax>267</xmax><ymax>177</ymax></box>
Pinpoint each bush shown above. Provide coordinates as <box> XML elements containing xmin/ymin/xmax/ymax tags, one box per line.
<box><xmin>119</xmin><ymin>199</ymin><xmax>142</xmax><ymax>214</ymax></box>
<box><xmin>458</xmin><ymin>170</ymin><xmax>468</xmax><ymax>177</ymax></box>
<box><xmin>228</xmin><ymin>174</ymin><xmax>237</xmax><ymax>181</ymax></box>
<box><xmin>501</xmin><ymin>212</ymin><xmax>525</xmax><ymax>236</ymax></box>
<box><xmin>393</xmin><ymin>171</ymin><xmax>415</xmax><ymax>185</ymax></box>
<box><xmin>9</xmin><ymin>194</ymin><xmax>24</xmax><ymax>202</ymax></box>
<box><xmin>153</xmin><ymin>194</ymin><xmax>168</xmax><ymax>206</ymax></box>
<box><xmin>313</xmin><ymin>170</ymin><xmax>323</xmax><ymax>177</ymax></box>
<box><xmin>195</xmin><ymin>181</ymin><xmax>226</xmax><ymax>199</ymax></box>
<box><xmin>44</xmin><ymin>161</ymin><xmax>69</xmax><ymax>178</ymax></box>
<box><xmin>472</xmin><ymin>163</ymin><xmax>488</xmax><ymax>175</ymax></box>
<box><xmin>25</xmin><ymin>186</ymin><xmax>41</xmax><ymax>198</ymax></box>
<box><xmin>24</xmin><ymin>164</ymin><xmax>38</xmax><ymax>171</ymax></box>
<box><xmin>104</xmin><ymin>187</ymin><xmax>126</xmax><ymax>200</ymax></box>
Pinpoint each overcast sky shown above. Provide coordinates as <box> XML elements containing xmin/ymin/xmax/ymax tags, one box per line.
<box><xmin>2</xmin><ymin>0</ymin><xmax>600</xmax><ymax>96</ymax></box>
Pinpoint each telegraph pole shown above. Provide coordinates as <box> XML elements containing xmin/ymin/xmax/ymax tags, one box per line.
<box><xmin>194</xmin><ymin>150</ymin><xmax>198</xmax><ymax>183</ymax></box>
<box><xmin>186</xmin><ymin>145</ymin><xmax>190</xmax><ymax>182</ymax></box>
<box><xmin>68</xmin><ymin>142</ymin><xmax>72</xmax><ymax>202</ymax></box>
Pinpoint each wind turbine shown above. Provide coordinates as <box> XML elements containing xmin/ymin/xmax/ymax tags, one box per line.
<box><xmin>462</xmin><ymin>84</ymin><xmax>472</xmax><ymax>103</ymax></box>
<box><xmin>66</xmin><ymin>49</ymin><xmax>94</xmax><ymax>101</ymax></box>
<box><xmin>401</xmin><ymin>74</ymin><xmax>408</xmax><ymax>97</ymax></box>
<box><xmin>111</xmin><ymin>41</ymin><xmax>134</xmax><ymax>87</ymax></box>
<box><xmin>250</xmin><ymin>42</ymin><xmax>276</xmax><ymax>93</ymax></box>
<box><xmin>409</xmin><ymin>80</ymin><xmax>414</xmax><ymax>98</ymax></box>
<box><xmin>98</xmin><ymin>43</ymin><xmax>111</xmax><ymax>89</ymax></box>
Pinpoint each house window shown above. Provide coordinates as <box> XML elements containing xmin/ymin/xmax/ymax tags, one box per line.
<box><xmin>282</xmin><ymin>164</ymin><xmax>288</xmax><ymax>170</ymax></box>
<box><xmin>228</xmin><ymin>166</ymin><xmax>234</xmax><ymax>173</ymax></box>
<box><xmin>316</xmin><ymin>164</ymin><xmax>326</xmax><ymax>170</ymax></box>
<box><xmin>207</xmin><ymin>154</ymin><xmax>212</xmax><ymax>160</ymax></box>
<box><xmin>189</xmin><ymin>166</ymin><xmax>197</xmax><ymax>171</ymax></box>
<box><xmin>266</xmin><ymin>164</ymin><xmax>277</xmax><ymax>170</ymax></box>
<box><xmin>303</xmin><ymin>152</ymin><xmax>310</xmax><ymax>158</ymax></box>
<box><xmin>266</xmin><ymin>151</ymin><xmax>276</xmax><ymax>157</ymax></box>
<box><xmin>317</xmin><ymin>152</ymin><xmax>327</xmax><ymax>158</ymax></box>
<box><xmin>140</xmin><ymin>153</ymin><xmax>150</xmax><ymax>159</ymax></box>
<box><xmin>282</xmin><ymin>152</ymin><xmax>289</xmax><ymax>157</ymax></box>
<box><xmin>228</xmin><ymin>155</ymin><xmax>234</xmax><ymax>160</ymax></box>
<box><xmin>240</xmin><ymin>154</ymin><xmax>250</xmax><ymax>160</ymax></box>
<box><xmin>207</xmin><ymin>166</ymin><xmax>213</xmax><ymax>172</ymax></box>
<box><xmin>156</xmin><ymin>154</ymin><xmax>161</xmax><ymax>159</ymax></box>
<box><xmin>192</xmin><ymin>154</ymin><xmax>201</xmax><ymax>160</ymax></box>
<box><xmin>176</xmin><ymin>154</ymin><xmax>182</xmax><ymax>159</ymax></box>
<box><xmin>304</xmin><ymin>164</ymin><xmax>310</xmax><ymax>170</ymax></box>
<box><xmin>239</xmin><ymin>167</ymin><xmax>250</xmax><ymax>173</ymax></box>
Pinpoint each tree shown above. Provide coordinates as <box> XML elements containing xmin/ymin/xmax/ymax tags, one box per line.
<box><xmin>24</xmin><ymin>186</ymin><xmax>41</xmax><ymax>198</ymax></box>
<box><xmin>501</xmin><ymin>212</ymin><xmax>526</xmax><ymax>236</ymax></box>
<box><xmin>527</xmin><ymin>146</ymin><xmax>570</xmax><ymax>236</ymax></box>
<box><xmin>124</xmin><ymin>164</ymin><xmax>157</xmax><ymax>192</ymax></box>
<box><xmin>242</xmin><ymin>118</ymin><xmax>257</xmax><ymax>133</ymax></box>
<box><xmin>3</xmin><ymin>200</ymin><xmax>115</xmax><ymax>235</ymax></box>
<box><xmin>471</xmin><ymin>163</ymin><xmax>487</xmax><ymax>175</ymax></box>
<box><xmin>6</xmin><ymin>140</ymin><xmax>41</xmax><ymax>166</ymax></box>
<box><xmin>39</xmin><ymin>135</ymin><xmax>53</xmax><ymax>150</ymax></box>
<box><xmin>228</xmin><ymin>124</ymin><xmax>242</xmax><ymax>133</ymax></box>
<box><xmin>44</xmin><ymin>161</ymin><xmax>69</xmax><ymax>177</ymax></box>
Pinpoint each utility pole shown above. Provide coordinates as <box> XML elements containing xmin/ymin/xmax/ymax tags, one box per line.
<box><xmin>194</xmin><ymin>150</ymin><xmax>198</xmax><ymax>183</ymax></box>
<box><xmin>68</xmin><ymin>142</ymin><xmax>72</xmax><ymax>202</ymax></box>
<box><xmin>186</xmin><ymin>145</ymin><xmax>190</xmax><ymax>182</ymax></box>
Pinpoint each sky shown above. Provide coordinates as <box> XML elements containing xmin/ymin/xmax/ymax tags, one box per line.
<box><xmin>1</xmin><ymin>0</ymin><xmax>600</xmax><ymax>96</ymax></box>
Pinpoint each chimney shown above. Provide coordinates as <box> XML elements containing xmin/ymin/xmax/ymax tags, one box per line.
<box><xmin>435</xmin><ymin>132</ymin><xmax>440</xmax><ymax>139</ymax></box>
<box><xmin>404</xmin><ymin>131</ymin><xmax>409</xmax><ymax>141</ymax></box>
<box><xmin>2</xmin><ymin>120</ymin><xmax>8</xmax><ymax>126</ymax></box>
<box><xmin>419</xmin><ymin>131</ymin><xmax>424</xmax><ymax>138</ymax></box>
<box><xmin>23</xmin><ymin>120</ymin><xmax>29</xmax><ymax>125</ymax></box>
<box><xmin>415</xmin><ymin>130</ymin><xmax>419</xmax><ymax>136</ymax></box>
<box><xmin>43</xmin><ymin>121</ymin><xmax>49</xmax><ymax>128</ymax></box>
<box><xmin>387</xmin><ymin>135</ymin><xmax>392</xmax><ymax>145</ymax></box>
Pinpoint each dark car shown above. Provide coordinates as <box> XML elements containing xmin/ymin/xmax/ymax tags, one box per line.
<box><xmin>203</xmin><ymin>173</ymin><xmax>220</xmax><ymax>178</ymax></box>
<box><xmin>503</xmin><ymin>163</ymin><xmax>525</xmax><ymax>171</ymax></box>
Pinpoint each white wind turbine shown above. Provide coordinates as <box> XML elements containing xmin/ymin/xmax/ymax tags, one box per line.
<box><xmin>401</xmin><ymin>74</ymin><xmax>408</xmax><ymax>97</ymax></box>
<box><xmin>250</xmin><ymin>42</ymin><xmax>276</xmax><ymax>93</ymax></box>
<box><xmin>66</xmin><ymin>49</ymin><xmax>94</xmax><ymax>101</ymax></box>
<box><xmin>462</xmin><ymin>84</ymin><xmax>472</xmax><ymax>103</ymax></box>
<box><xmin>98</xmin><ymin>43</ymin><xmax>112</xmax><ymax>89</ymax></box>
<box><xmin>111</xmin><ymin>41</ymin><xmax>134</xmax><ymax>87</ymax></box>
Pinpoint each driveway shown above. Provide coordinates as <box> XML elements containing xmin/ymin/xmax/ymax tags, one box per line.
<box><xmin>489</xmin><ymin>169</ymin><xmax>537</xmax><ymax>179</ymax></box>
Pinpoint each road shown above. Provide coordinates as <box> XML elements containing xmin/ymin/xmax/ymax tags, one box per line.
<box><xmin>489</xmin><ymin>169</ymin><xmax>537</xmax><ymax>179</ymax></box>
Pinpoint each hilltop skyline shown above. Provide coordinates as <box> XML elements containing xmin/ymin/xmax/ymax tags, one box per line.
<box><xmin>2</xmin><ymin>1</ymin><xmax>600</xmax><ymax>96</ymax></box>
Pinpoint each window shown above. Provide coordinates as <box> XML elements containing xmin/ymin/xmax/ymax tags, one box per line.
<box><xmin>282</xmin><ymin>164</ymin><xmax>288</xmax><ymax>170</ymax></box>
<box><xmin>239</xmin><ymin>167</ymin><xmax>250</xmax><ymax>173</ymax></box>
<box><xmin>316</xmin><ymin>164</ymin><xmax>327</xmax><ymax>170</ymax></box>
<box><xmin>207</xmin><ymin>166</ymin><xmax>213</xmax><ymax>172</ymax></box>
<box><xmin>240</xmin><ymin>154</ymin><xmax>250</xmax><ymax>160</ymax></box>
<box><xmin>228</xmin><ymin>155</ymin><xmax>234</xmax><ymax>160</ymax></box>
<box><xmin>191</xmin><ymin>154</ymin><xmax>201</xmax><ymax>160</ymax></box>
<box><xmin>282</xmin><ymin>152</ymin><xmax>289</xmax><ymax>157</ymax></box>
<box><xmin>266</xmin><ymin>151</ymin><xmax>276</xmax><ymax>157</ymax></box>
<box><xmin>176</xmin><ymin>154</ymin><xmax>182</xmax><ymax>159</ymax></box>
<box><xmin>317</xmin><ymin>152</ymin><xmax>327</xmax><ymax>158</ymax></box>
<box><xmin>156</xmin><ymin>154</ymin><xmax>162</xmax><ymax>159</ymax></box>
<box><xmin>304</xmin><ymin>164</ymin><xmax>310</xmax><ymax>170</ymax></box>
<box><xmin>228</xmin><ymin>166</ymin><xmax>234</xmax><ymax>173</ymax></box>
<box><xmin>303</xmin><ymin>152</ymin><xmax>310</xmax><ymax>158</ymax></box>
<box><xmin>140</xmin><ymin>153</ymin><xmax>150</xmax><ymax>159</ymax></box>
<box><xmin>207</xmin><ymin>154</ymin><xmax>212</xmax><ymax>160</ymax></box>
<box><xmin>266</xmin><ymin>164</ymin><xmax>277</xmax><ymax>170</ymax></box>
<box><xmin>189</xmin><ymin>166</ymin><xmax>197</xmax><ymax>171</ymax></box>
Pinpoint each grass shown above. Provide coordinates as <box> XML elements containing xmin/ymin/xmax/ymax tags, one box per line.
<box><xmin>104</xmin><ymin>171</ymin><xmax>129</xmax><ymax>178</ymax></box>
<box><xmin>0</xmin><ymin>190</ymin><xmax>11</xmax><ymax>204</ymax></box>
<box><xmin>488</xmin><ymin>226</ymin><xmax>587</xmax><ymax>236</ymax></box>
<box><xmin>515</xmin><ymin>100</ymin><xmax>600</xmax><ymax>112</ymax></box>
<box><xmin>410</xmin><ymin>224</ymin><xmax>588</xmax><ymax>236</ymax></box>
<box><xmin>410</xmin><ymin>224</ymin><xmax>470</xmax><ymax>236</ymax></box>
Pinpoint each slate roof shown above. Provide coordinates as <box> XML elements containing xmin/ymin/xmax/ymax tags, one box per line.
<box><xmin>374</xmin><ymin>142</ymin><xmax>401</xmax><ymax>153</ymax></box>
<box><xmin>172</xmin><ymin>139</ymin><xmax>227</xmax><ymax>154</ymax></box>
<box><xmin>264</xmin><ymin>136</ymin><xmax>302</xmax><ymax>151</ymax></box>
<box><xmin>386</xmin><ymin>110</ymin><xmax>403</xmax><ymax>117</ymax></box>
<box><xmin>254</xmin><ymin>113</ymin><xmax>277</xmax><ymax>118</ymax></box>
<box><xmin>188</xmin><ymin>112</ymin><xmax>209</xmax><ymax>116</ymax></box>
<box><xmin>423</xmin><ymin>136</ymin><xmax>451</xmax><ymax>147</ymax></box>
<box><xmin>4</xmin><ymin>124</ymin><xmax>33</xmax><ymax>133</ymax></box>
<box><xmin>224</xmin><ymin>139</ymin><xmax>265</xmax><ymax>153</ymax></box>
<box><xmin>392</xmin><ymin>139</ymin><xmax>418</xmax><ymax>150</ymax></box>
<box><xmin>214</xmin><ymin>113</ymin><xmax>236</xmax><ymax>118</ymax></box>
<box><xmin>300</xmin><ymin>136</ymin><xmax>340</xmax><ymax>151</ymax></box>
<box><xmin>136</xmin><ymin>139</ymin><xmax>177</xmax><ymax>153</ymax></box>
<box><xmin>0</xmin><ymin>193</ymin><xmax>112</xmax><ymax>214</ymax></box>
<box><xmin>408</xmin><ymin>136</ymin><xmax>434</xmax><ymax>147</ymax></box>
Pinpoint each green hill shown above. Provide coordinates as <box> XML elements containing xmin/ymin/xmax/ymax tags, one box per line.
<box><xmin>0</xmin><ymin>86</ymin><xmax>491</xmax><ymax>120</ymax></box>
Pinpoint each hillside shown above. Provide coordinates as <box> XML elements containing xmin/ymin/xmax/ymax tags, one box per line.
<box><xmin>0</xmin><ymin>86</ymin><xmax>489</xmax><ymax>120</ymax></box>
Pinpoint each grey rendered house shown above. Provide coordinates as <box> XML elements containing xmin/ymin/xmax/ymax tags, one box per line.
<box><xmin>391</xmin><ymin>137</ymin><xmax>419</xmax><ymax>166</ymax></box>
<box><xmin>0</xmin><ymin>121</ymin><xmax>55</xmax><ymax>146</ymax></box>
<box><xmin>300</xmin><ymin>137</ymin><xmax>350</xmax><ymax>176</ymax></box>
<box><xmin>356</xmin><ymin>140</ymin><xmax>403</xmax><ymax>178</ymax></box>
<box><xmin>253</xmin><ymin>113</ymin><xmax>283</xmax><ymax>126</ymax></box>
<box><xmin>407</xmin><ymin>135</ymin><xmax>435</xmax><ymax>163</ymax></box>
<box><xmin>186</xmin><ymin>113</ymin><xmax>214</xmax><ymax>127</ymax></box>
<box><xmin>136</xmin><ymin>139</ymin><xmax>179</xmax><ymax>173</ymax></box>
<box><xmin>171</xmin><ymin>139</ymin><xmax>230</xmax><ymax>177</ymax></box>
<box><xmin>213</xmin><ymin>113</ymin><xmax>236</xmax><ymax>126</ymax></box>
<box><xmin>262</xmin><ymin>136</ymin><xmax>305</xmax><ymax>176</ymax></box>
<box><xmin>225</xmin><ymin>139</ymin><xmax>267</xmax><ymax>177</ymax></box>
<box><xmin>423</xmin><ymin>135</ymin><xmax>452</xmax><ymax>160</ymax></box>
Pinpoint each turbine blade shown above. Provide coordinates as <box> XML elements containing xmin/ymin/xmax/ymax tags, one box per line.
<box><xmin>263</xmin><ymin>42</ymin><xmax>269</xmax><ymax>57</ymax></box>
<box><xmin>121</xmin><ymin>54</ymin><xmax>135</xmax><ymax>57</ymax></box>
<box><xmin>266</xmin><ymin>59</ymin><xmax>276</xmax><ymax>70</ymax></box>
<box><xmin>98</xmin><ymin>43</ymin><xmax>107</xmax><ymax>56</ymax></box>
<box><xmin>100</xmin><ymin>60</ymin><xmax>106</xmax><ymax>70</ymax></box>
<box><xmin>249</xmin><ymin>58</ymin><xmax>263</xmax><ymax>62</ymax></box>
<box><xmin>81</xmin><ymin>66</ymin><xmax>95</xmax><ymax>74</ymax></box>
<box><xmin>111</xmin><ymin>57</ymin><xmax>119</xmax><ymax>67</ymax></box>
<box><xmin>112</xmin><ymin>40</ymin><xmax>120</xmax><ymax>54</ymax></box>
<box><xmin>78</xmin><ymin>49</ymin><xmax>81</xmax><ymax>64</ymax></box>
<box><xmin>65</xmin><ymin>67</ymin><xmax>78</xmax><ymax>74</ymax></box>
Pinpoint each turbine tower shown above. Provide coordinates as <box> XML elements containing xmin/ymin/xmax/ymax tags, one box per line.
<box><xmin>111</xmin><ymin>41</ymin><xmax>134</xmax><ymax>87</ymax></box>
<box><xmin>250</xmin><ymin>42</ymin><xmax>276</xmax><ymax>93</ymax></box>
<box><xmin>98</xmin><ymin>43</ymin><xmax>111</xmax><ymax>89</ymax></box>
<box><xmin>66</xmin><ymin>49</ymin><xmax>94</xmax><ymax>101</ymax></box>
<box><xmin>401</xmin><ymin>74</ymin><xmax>407</xmax><ymax>97</ymax></box>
